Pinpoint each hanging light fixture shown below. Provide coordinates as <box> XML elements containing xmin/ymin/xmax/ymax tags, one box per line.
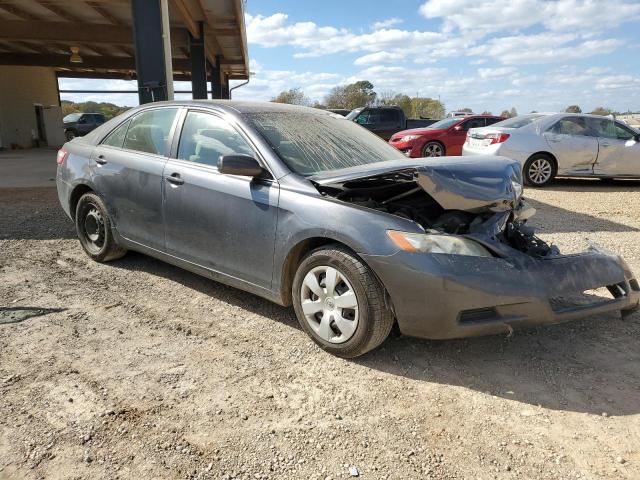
<box><xmin>70</xmin><ymin>47</ymin><xmax>83</xmax><ymax>64</ymax></box>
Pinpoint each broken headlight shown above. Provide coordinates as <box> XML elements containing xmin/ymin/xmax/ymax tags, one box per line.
<box><xmin>387</xmin><ymin>230</ymin><xmax>493</xmax><ymax>257</ymax></box>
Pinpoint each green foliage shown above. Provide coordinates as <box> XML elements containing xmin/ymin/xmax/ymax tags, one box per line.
<box><xmin>271</xmin><ymin>88</ymin><xmax>310</xmax><ymax>106</ymax></box>
<box><xmin>500</xmin><ymin>107</ymin><xmax>518</xmax><ymax>118</ymax></box>
<box><xmin>61</xmin><ymin>100</ymin><xmax>129</xmax><ymax>120</ymax></box>
<box><xmin>565</xmin><ymin>105</ymin><xmax>582</xmax><ymax>113</ymax></box>
<box><xmin>378</xmin><ymin>91</ymin><xmax>445</xmax><ymax>119</ymax></box>
<box><xmin>590</xmin><ymin>106</ymin><xmax>613</xmax><ymax>116</ymax></box>
<box><xmin>325</xmin><ymin>80</ymin><xmax>377</xmax><ymax>110</ymax></box>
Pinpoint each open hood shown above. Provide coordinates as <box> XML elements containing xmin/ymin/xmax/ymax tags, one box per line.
<box><xmin>310</xmin><ymin>156</ymin><xmax>523</xmax><ymax>213</ymax></box>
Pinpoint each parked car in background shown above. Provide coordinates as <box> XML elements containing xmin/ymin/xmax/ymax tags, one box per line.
<box><xmin>389</xmin><ymin>115</ymin><xmax>504</xmax><ymax>157</ymax></box>
<box><xmin>463</xmin><ymin>113</ymin><xmax>640</xmax><ymax>186</ymax></box>
<box><xmin>346</xmin><ymin>106</ymin><xmax>437</xmax><ymax>140</ymax></box>
<box><xmin>63</xmin><ymin>112</ymin><xmax>106</xmax><ymax>141</ymax></box>
<box><xmin>327</xmin><ymin>108</ymin><xmax>351</xmax><ymax>117</ymax></box>
<box><xmin>448</xmin><ymin>111</ymin><xmax>474</xmax><ymax>118</ymax></box>
<box><xmin>56</xmin><ymin>101</ymin><xmax>639</xmax><ymax>358</ymax></box>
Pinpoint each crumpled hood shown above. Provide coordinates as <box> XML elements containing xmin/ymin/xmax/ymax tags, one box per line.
<box><xmin>310</xmin><ymin>155</ymin><xmax>523</xmax><ymax>213</ymax></box>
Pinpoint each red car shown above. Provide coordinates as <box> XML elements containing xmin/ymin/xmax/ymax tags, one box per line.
<box><xmin>389</xmin><ymin>115</ymin><xmax>504</xmax><ymax>157</ymax></box>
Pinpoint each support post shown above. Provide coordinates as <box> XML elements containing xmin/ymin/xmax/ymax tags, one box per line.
<box><xmin>130</xmin><ymin>0</ymin><xmax>171</xmax><ymax>103</ymax></box>
<box><xmin>221</xmin><ymin>74</ymin><xmax>230</xmax><ymax>99</ymax></box>
<box><xmin>210</xmin><ymin>56</ymin><xmax>223</xmax><ymax>99</ymax></box>
<box><xmin>190</xmin><ymin>22</ymin><xmax>207</xmax><ymax>99</ymax></box>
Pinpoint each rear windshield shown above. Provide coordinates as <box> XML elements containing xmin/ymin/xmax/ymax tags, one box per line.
<box><xmin>63</xmin><ymin>113</ymin><xmax>82</xmax><ymax>122</ymax></box>
<box><xmin>246</xmin><ymin>111</ymin><xmax>405</xmax><ymax>176</ymax></box>
<box><xmin>425</xmin><ymin>117</ymin><xmax>461</xmax><ymax>129</ymax></box>
<box><xmin>492</xmin><ymin>114</ymin><xmax>547</xmax><ymax>128</ymax></box>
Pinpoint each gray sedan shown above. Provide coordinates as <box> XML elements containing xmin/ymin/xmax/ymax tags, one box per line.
<box><xmin>56</xmin><ymin>101</ymin><xmax>639</xmax><ymax>357</ymax></box>
<box><xmin>463</xmin><ymin>113</ymin><xmax>640</xmax><ymax>186</ymax></box>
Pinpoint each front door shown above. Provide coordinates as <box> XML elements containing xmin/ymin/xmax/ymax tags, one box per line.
<box><xmin>91</xmin><ymin>107</ymin><xmax>180</xmax><ymax>251</ymax></box>
<box><xmin>589</xmin><ymin>118</ymin><xmax>640</xmax><ymax>177</ymax></box>
<box><xmin>542</xmin><ymin>116</ymin><xmax>599</xmax><ymax>175</ymax></box>
<box><xmin>163</xmin><ymin>110</ymin><xmax>279</xmax><ymax>289</ymax></box>
<box><xmin>449</xmin><ymin>118</ymin><xmax>485</xmax><ymax>155</ymax></box>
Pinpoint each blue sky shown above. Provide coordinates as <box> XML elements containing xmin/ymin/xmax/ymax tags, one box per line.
<box><xmin>61</xmin><ymin>0</ymin><xmax>640</xmax><ymax>114</ymax></box>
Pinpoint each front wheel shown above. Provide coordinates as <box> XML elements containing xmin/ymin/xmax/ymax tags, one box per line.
<box><xmin>523</xmin><ymin>154</ymin><xmax>556</xmax><ymax>187</ymax></box>
<box><xmin>292</xmin><ymin>246</ymin><xmax>394</xmax><ymax>358</ymax></box>
<box><xmin>422</xmin><ymin>141</ymin><xmax>444</xmax><ymax>157</ymax></box>
<box><xmin>75</xmin><ymin>192</ymin><xmax>127</xmax><ymax>262</ymax></box>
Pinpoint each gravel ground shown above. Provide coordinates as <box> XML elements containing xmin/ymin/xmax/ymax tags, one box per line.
<box><xmin>1</xmin><ymin>179</ymin><xmax>639</xmax><ymax>480</ymax></box>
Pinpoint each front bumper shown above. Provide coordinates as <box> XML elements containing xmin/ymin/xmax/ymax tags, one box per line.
<box><xmin>362</xmin><ymin>248</ymin><xmax>639</xmax><ymax>340</ymax></box>
<box><xmin>389</xmin><ymin>139</ymin><xmax>423</xmax><ymax>158</ymax></box>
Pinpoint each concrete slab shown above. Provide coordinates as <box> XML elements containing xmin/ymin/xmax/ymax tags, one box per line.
<box><xmin>0</xmin><ymin>148</ymin><xmax>58</xmax><ymax>188</ymax></box>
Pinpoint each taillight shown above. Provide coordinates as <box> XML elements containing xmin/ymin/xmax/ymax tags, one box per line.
<box><xmin>485</xmin><ymin>133</ymin><xmax>510</xmax><ymax>145</ymax></box>
<box><xmin>56</xmin><ymin>148</ymin><xmax>69</xmax><ymax>166</ymax></box>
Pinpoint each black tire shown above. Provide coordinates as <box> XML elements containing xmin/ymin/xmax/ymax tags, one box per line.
<box><xmin>292</xmin><ymin>245</ymin><xmax>394</xmax><ymax>358</ymax></box>
<box><xmin>75</xmin><ymin>192</ymin><xmax>127</xmax><ymax>262</ymax></box>
<box><xmin>65</xmin><ymin>130</ymin><xmax>77</xmax><ymax>141</ymax></box>
<box><xmin>523</xmin><ymin>154</ymin><xmax>556</xmax><ymax>187</ymax></box>
<box><xmin>422</xmin><ymin>141</ymin><xmax>445</xmax><ymax>157</ymax></box>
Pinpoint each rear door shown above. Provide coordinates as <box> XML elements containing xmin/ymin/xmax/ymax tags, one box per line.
<box><xmin>589</xmin><ymin>118</ymin><xmax>640</xmax><ymax>176</ymax></box>
<box><xmin>449</xmin><ymin>118</ymin><xmax>485</xmax><ymax>155</ymax></box>
<box><xmin>542</xmin><ymin>116</ymin><xmax>599</xmax><ymax>175</ymax></box>
<box><xmin>91</xmin><ymin>106</ymin><xmax>180</xmax><ymax>251</ymax></box>
<box><xmin>162</xmin><ymin>109</ymin><xmax>279</xmax><ymax>288</ymax></box>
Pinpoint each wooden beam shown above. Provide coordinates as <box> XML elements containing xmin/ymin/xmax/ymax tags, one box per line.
<box><xmin>85</xmin><ymin>1</ymin><xmax>120</xmax><ymax>24</ymax></box>
<box><xmin>56</xmin><ymin>70</ymin><xmax>194</xmax><ymax>81</ymax></box>
<box><xmin>0</xmin><ymin>52</ymin><xmax>191</xmax><ymax>70</ymax></box>
<box><xmin>0</xmin><ymin>3</ymin><xmax>40</xmax><ymax>21</ymax></box>
<box><xmin>35</xmin><ymin>1</ymin><xmax>82</xmax><ymax>22</ymax></box>
<box><xmin>0</xmin><ymin>20</ymin><xmax>189</xmax><ymax>46</ymax></box>
<box><xmin>171</xmin><ymin>0</ymin><xmax>200</xmax><ymax>38</ymax></box>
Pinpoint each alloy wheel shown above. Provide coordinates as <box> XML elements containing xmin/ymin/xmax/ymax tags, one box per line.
<box><xmin>528</xmin><ymin>158</ymin><xmax>553</xmax><ymax>185</ymax></box>
<box><xmin>300</xmin><ymin>265</ymin><xmax>359</xmax><ymax>344</ymax></box>
<box><xmin>423</xmin><ymin>142</ymin><xmax>443</xmax><ymax>157</ymax></box>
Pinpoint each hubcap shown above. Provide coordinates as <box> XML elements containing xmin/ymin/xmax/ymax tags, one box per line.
<box><xmin>528</xmin><ymin>158</ymin><xmax>552</xmax><ymax>184</ymax></box>
<box><xmin>424</xmin><ymin>143</ymin><xmax>443</xmax><ymax>157</ymax></box>
<box><xmin>300</xmin><ymin>265</ymin><xmax>359</xmax><ymax>344</ymax></box>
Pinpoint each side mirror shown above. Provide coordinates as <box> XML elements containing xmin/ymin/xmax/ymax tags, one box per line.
<box><xmin>218</xmin><ymin>154</ymin><xmax>263</xmax><ymax>177</ymax></box>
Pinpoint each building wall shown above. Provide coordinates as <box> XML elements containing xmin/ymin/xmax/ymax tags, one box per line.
<box><xmin>0</xmin><ymin>66</ymin><xmax>59</xmax><ymax>149</ymax></box>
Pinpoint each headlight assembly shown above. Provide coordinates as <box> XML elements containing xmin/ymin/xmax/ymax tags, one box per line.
<box><xmin>387</xmin><ymin>230</ymin><xmax>493</xmax><ymax>257</ymax></box>
<box><xmin>400</xmin><ymin>134</ymin><xmax>421</xmax><ymax>142</ymax></box>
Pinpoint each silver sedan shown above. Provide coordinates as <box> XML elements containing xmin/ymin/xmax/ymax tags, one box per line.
<box><xmin>462</xmin><ymin>113</ymin><xmax>640</xmax><ymax>186</ymax></box>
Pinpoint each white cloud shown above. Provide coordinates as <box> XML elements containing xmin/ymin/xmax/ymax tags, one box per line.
<box><xmin>478</xmin><ymin>67</ymin><xmax>517</xmax><ymax>79</ymax></box>
<box><xmin>371</xmin><ymin>18</ymin><xmax>403</xmax><ymax>30</ymax></box>
<box><xmin>354</xmin><ymin>51</ymin><xmax>399</xmax><ymax>65</ymax></box>
<box><xmin>419</xmin><ymin>0</ymin><xmax>640</xmax><ymax>34</ymax></box>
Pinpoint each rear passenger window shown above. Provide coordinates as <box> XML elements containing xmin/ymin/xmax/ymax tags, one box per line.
<box><xmin>485</xmin><ymin>118</ymin><xmax>501</xmax><ymax>126</ymax></box>
<box><xmin>552</xmin><ymin>117</ymin><xmax>591</xmax><ymax>136</ymax></box>
<box><xmin>122</xmin><ymin>108</ymin><xmax>178</xmax><ymax>156</ymax></box>
<box><xmin>102</xmin><ymin>119</ymin><xmax>131</xmax><ymax>148</ymax></box>
<box><xmin>177</xmin><ymin>111</ymin><xmax>255</xmax><ymax>167</ymax></box>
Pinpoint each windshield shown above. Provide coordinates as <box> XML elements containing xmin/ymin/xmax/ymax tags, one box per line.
<box><xmin>425</xmin><ymin>117</ymin><xmax>461</xmax><ymax>129</ymax></box>
<box><xmin>345</xmin><ymin>108</ymin><xmax>363</xmax><ymax>120</ymax></box>
<box><xmin>492</xmin><ymin>114</ymin><xmax>547</xmax><ymax>128</ymax></box>
<box><xmin>63</xmin><ymin>113</ymin><xmax>82</xmax><ymax>122</ymax></box>
<box><xmin>246</xmin><ymin>111</ymin><xmax>406</xmax><ymax>176</ymax></box>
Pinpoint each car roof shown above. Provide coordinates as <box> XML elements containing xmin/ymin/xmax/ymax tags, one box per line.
<box><xmin>133</xmin><ymin>100</ymin><xmax>335</xmax><ymax>116</ymax></box>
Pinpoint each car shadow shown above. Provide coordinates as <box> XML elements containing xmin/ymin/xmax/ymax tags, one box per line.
<box><xmin>548</xmin><ymin>178</ymin><xmax>640</xmax><ymax>192</ymax></box>
<box><xmin>109</xmin><ymin>252</ymin><xmax>640</xmax><ymax>417</ymax></box>
<box><xmin>357</xmin><ymin>310</ymin><xmax>640</xmax><ymax>416</ymax></box>
<box><xmin>525</xmin><ymin>197</ymin><xmax>639</xmax><ymax>233</ymax></box>
<box><xmin>0</xmin><ymin>187</ymin><xmax>76</xmax><ymax>240</ymax></box>
<box><xmin>109</xmin><ymin>252</ymin><xmax>301</xmax><ymax>331</ymax></box>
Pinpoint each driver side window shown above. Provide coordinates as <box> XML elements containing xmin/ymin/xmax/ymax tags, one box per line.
<box><xmin>177</xmin><ymin>111</ymin><xmax>256</xmax><ymax>167</ymax></box>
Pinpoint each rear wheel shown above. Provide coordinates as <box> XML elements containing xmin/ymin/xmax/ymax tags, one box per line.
<box><xmin>75</xmin><ymin>192</ymin><xmax>127</xmax><ymax>262</ymax></box>
<box><xmin>65</xmin><ymin>130</ymin><xmax>77</xmax><ymax>141</ymax></box>
<box><xmin>422</xmin><ymin>141</ymin><xmax>444</xmax><ymax>157</ymax></box>
<box><xmin>292</xmin><ymin>246</ymin><xmax>394</xmax><ymax>358</ymax></box>
<box><xmin>523</xmin><ymin>154</ymin><xmax>556</xmax><ymax>187</ymax></box>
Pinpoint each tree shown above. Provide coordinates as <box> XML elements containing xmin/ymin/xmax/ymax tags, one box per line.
<box><xmin>272</xmin><ymin>88</ymin><xmax>309</xmax><ymax>106</ymax></box>
<box><xmin>325</xmin><ymin>80</ymin><xmax>377</xmax><ymax>110</ymax></box>
<box><xmin>509</xmin><ymin>107</ymin><xmax>518</xmax><ymax>118</ymax></box>
<box><xmin>379</xmin><ymin>92</ymin><xmax>412</xmax><ymax>117</ymax></box>
<box><xmin>410</xmin><ymin>97</ymin><xmax>445</xmax><ymax>119</ymax></box>
<box><xmin>458</xmin><ymin>107</ymin><xmax>473</xmax><ymax>113</ymax></box>
<box><xmin>481</xmin><ymin>110</ymin><xmax>493</xmax><ymax>115</ymax></box>
<box><xmin>565</xmin><ymin>105</ymin><xmax>582</xmax><ymax>113</ymax></box>
<box><xmin>591</xmin><ymin>106</ymin><xmax>613</xmax><ymax>116</ymax></box>
<box><xmin>61</xmin><ymin>100</ymin><xmax>129</xmax><ymax>119</ymax></box>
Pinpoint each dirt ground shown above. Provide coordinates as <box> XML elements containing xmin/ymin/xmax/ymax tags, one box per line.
<box><xmin>1</xmin><ymin>179</ymin><xmax>639</xmax><ymax>480</ymax></box>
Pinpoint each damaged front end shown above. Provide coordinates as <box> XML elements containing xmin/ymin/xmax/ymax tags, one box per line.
<box><xmin>310</xmin><ymin>156</ymin><xmax>555</xmax><ymax>258</ymax></box>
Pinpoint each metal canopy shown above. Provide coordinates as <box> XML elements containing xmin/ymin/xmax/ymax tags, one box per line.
<box><xmin>0</xmin><ymin>0</ymin><xmax>249</xmax><ymax>81</ymax></box>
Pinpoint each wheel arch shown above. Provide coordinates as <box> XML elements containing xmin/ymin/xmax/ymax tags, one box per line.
<box><xmin>422</xmin><ymin>139</ymin><xmax>446</xmax><ymax>155</ymax></box>
<box><xmin>69</xmin><ymin>183</ymin><xmax>95</xmax><ymax>220</ymax></box>
<box><xmin>526</xmin><ymin>151</ymin><xmax>558</xmax><ymax>169</ymax></box>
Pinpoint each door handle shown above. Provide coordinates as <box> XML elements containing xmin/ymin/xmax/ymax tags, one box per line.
<box><xmin>166</xmin><ymin>173</ymin><xmax>184</xmax><ymax>185</ymax></box>
<box><xmin>95</xmin><ymin>154</ymin><xmax>107</xmax><ymax>165</ymax></box>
